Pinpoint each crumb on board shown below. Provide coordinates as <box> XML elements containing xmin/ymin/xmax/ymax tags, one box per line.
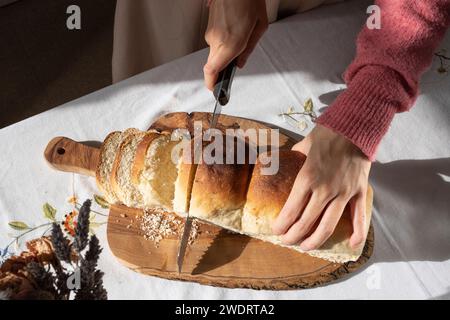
<box><xmin>138</xmin><ymin>209</ymin><xmax>199</xmax><ymax>248</ymax></box>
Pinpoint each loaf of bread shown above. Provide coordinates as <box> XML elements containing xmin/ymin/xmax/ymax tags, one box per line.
<box><xmin>96</xmin><ymin>129</ymin><xmax>372</xmax><ymax>263</ymax></box>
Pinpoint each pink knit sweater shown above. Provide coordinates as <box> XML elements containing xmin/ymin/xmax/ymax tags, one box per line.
<box><xmin>316</xmin><ymin>0</ymin><xmax>450</xmax><ymax>160</ymax></box>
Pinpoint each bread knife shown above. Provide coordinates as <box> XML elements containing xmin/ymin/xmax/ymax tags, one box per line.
<box><xmin>177</xmin><ymin>60</ymin><xmax>237</xmax><ymax>273</ymax></box>
<box><xmin>177</xmin><ymin>212</ymin><xmax>193</xmax><ymax>273</ymax></box>
<box><xmin>210</xmin><ymin>58</ymin><xmax>237</xmax><ymax>128</ymax></box>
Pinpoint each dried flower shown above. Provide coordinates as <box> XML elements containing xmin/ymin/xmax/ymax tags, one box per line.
<box><xmin>279</xmin><ymin>99</ymin><xmax>317</xmax><ymax>132</ymax></box>
<box><xmin>50</xmin><ymin>224</ymin><xmax>72</xmax><ymax>263</ymax></box>
<box><xmin>26</xmin><ymin>237</ymin><xmax>55</xmax><ymax>264</ymax></box>
<box><xmin>93</xmin><ymin>195</ymin><xmax>110</xmax><ymax>209</ymax></box>
<box><xmin>84</xmin><ymin>235</ymin><xmax>102</xmax><ymax>266</ymax></box>
<box><xmin>92</xmin><ymin>270</ymin><xmax>107</xmax><ymax>300</ymax></box>
<box><xmin>26</xmin><ymin>261</ymin><xmax>55</xmax><ymax>296</ymax></box>
<box><xmin>67</xmin><ymin>196</ymin><xmax>77</xmax><ymax>205</ymax></box>
<box><xmin>1</xmin><ymin>198</ymin><xmax>107</xmax><ymax>300</ymax></box>
<box><xmin>74</xmin><ymin>200</ymin><xmax>91</xmax><ymax>252</ymax></box>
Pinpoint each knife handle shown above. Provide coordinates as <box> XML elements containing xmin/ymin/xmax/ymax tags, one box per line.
<box><xmin>213</xmin><ymin>58</ymin><xmax>237</xmax><ymax>106</ymax></box>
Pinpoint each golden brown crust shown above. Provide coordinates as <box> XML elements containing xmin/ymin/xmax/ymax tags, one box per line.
<box><xmin>189</xmin><ymin>137</ymin><xmax>252</xmax><ymax>229</ymax></box>
<box><xmin>242</xmin><ymin>150</ymin><xmax>373</xmax><ymax>262</ymax></box>
<box><xmin>95</xmin><ymin>131</ymin><xmax>122</xmax><ymax>201</ymax></box>
<box><xmin>190</xmin><ymin>162</ymin><xmax>251</xmax><ymax>219</ymax></box>
<box><xmin>130</xmin><ymin>130</ymin><xmax>166</xmax><ymax>185</ymax></box>
<box><xmin>244</xmin><ymin>150</ymin><xmax>306</xmax><ymax>220</ymax></box>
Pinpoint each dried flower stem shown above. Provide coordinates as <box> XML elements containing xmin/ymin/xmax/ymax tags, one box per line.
<box><xmin>75</xmin><ymin>202</ymin><xmax>108</xmax><ymax>217</ymax></box>
<box><xmin>4</xmin><ymin>222</ymin><xmax>54</xmax><ymax>252</ymax></box>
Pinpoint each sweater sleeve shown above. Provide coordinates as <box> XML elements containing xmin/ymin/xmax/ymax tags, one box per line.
<box><xmin>316</xmin><ymin>0</ymin><xmax>450</xmax><ymax>160</ymax></box>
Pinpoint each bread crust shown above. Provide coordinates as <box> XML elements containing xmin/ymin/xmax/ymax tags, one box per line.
<box><xmin>95</xmin><ymin>131</ymin><xmax>122</xmax><ymax>203</ymax></box>
<box><xmin>189</xmin><ymin>137</ymin><xmax>252</xmax><ymax>229</ymax></box>
<box><xmin>244</xmin><ymin>150</ymin><xmax>306</xmax><ymax>223</ymax></box>
<box><xmin>242</xmin><ymin>150</ymin><xmax>373</xmax><ymax>262</ymax></box>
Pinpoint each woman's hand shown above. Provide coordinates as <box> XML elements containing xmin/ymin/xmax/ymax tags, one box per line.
<box><xmin>204</xmin><ymin>0</ymin><xmax>268</xmax><ymax>90</ymax></box>
<box><xmin>272</xmin><ymin>124</ymin><xmax>371</xmax><ymax>250</ymax></box>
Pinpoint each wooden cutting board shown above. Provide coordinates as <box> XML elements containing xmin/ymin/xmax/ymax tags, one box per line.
<box><xmin>44</xmin><ymin>112</ymin><xmax>374</xmax><ymax>290</ymax></box>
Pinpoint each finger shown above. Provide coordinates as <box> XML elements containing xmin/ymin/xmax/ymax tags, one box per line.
<box><xmin>236</xmin><ymin>20</ymin><xmax>267</xmax><ymax>68</ymax></box>
<box><xmin>349</xmin><ymin>191</ymin><xmax>367</xmax><ymax>249</ymax></box>
<box><xmin>299</xmin><ymin>197</ymin><xmax>348</xmax><ymax>251</ymax></box>
<box><xmin>204</xmin><ymin>43</ymin><xmax>243</xmax><ymax>90</ymax></box>
<box><xmin>280</xmin><ymin>192</ymin><xmax>330</xmax><ymax>245</ymax></box>
<box><xmin>292</xmin><ymin>135</ymin><xmax>312</xmax><ymax>156</ymax></box>
<box><xmin>271</xmin><ymin>174</ymin><xmax>311</xmax><ymax>235</ymax></box>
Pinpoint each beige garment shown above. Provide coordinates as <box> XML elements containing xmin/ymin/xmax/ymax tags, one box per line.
<box><xmin>112</xmin><ymin>0</ymin><xmax>342</xmax><ymax>83</ymax></box>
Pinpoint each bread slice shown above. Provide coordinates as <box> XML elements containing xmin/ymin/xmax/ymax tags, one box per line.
<box><xmin>241</xmin><ymin>150</ymin><xmax>373</xmax><ymax>263</ymax></box>
<box><xmin>188</xmin><ymin>137</ymin><xmax>252</xmax><ymax>230</ymax></box>
<box><xmin>110</xmin><ymin>128</ymin><xmax>146</xmax><ymax>207</ymax></box>
<box><xmin>132</xmin><ymin>130</ymin><xmax>184</xmax><ymax>211</ymax></box>
<box><xmin>95</xmin><ymin>131</ymin><xmax>123</xmax><ymax>204</ymax></box>
<box><xmin>172</xmin><ymin>136</ymin><xmax>200</xmax><ymax>215</ymax></box>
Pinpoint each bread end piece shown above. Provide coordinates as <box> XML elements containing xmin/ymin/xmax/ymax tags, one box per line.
<box><xmin>95</xmin><ymin>131</ymin><xmax>123</xmax><ymax>204</ymax></box>
<box><xmin>242</xmin><ymin>150</ymin><xmax>372</xmax><ymax>263</ymax></box>
<box><xmin>110</xmin><ymin>128</ymin><xmax>146</xmax><ymax>207</ymax></box>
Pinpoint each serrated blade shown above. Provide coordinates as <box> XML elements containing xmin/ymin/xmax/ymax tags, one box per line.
<box><xmin>177</xmin><ymin>213</ymin><xmax>193</xmax><ymax>273</ymax></box>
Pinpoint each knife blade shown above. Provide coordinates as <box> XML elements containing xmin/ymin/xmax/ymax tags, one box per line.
<box><xmin>177</xmin><ymin>212</ymin><xmax>193</xmax><ymax>273</ymax></box>
<box><xmin>177</xmin><ymin>59</ymin><xmax>237</xmax><ymax>274</ymax></box>
<box><xmin>211</xmin><ymin>59</ymin><xmax>237</xmax><ymax>128</ymax></box>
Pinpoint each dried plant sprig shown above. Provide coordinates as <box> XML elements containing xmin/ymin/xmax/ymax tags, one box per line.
<box><xmin>74</xmin><ymin>199</ymin><xmax>91</xmax><ymax>251</ymax></box>
<box><xmin>5</xmin><ymin>198</ymin><xmax>109</xmax><ymax>300</ymax></box>
<box><xmin>26</xmin><ymin>261</ymin><xmax>56</xmax><ymax>295</ymax></box>
<box><xmin>84</xmin><ymin>235</ymin><xmax>102</xmax><ymax>265</ymax></box>
<box><xmin>92</xmin><ymin>270</ymin><xmax>107</xmax><ymax>300</ymax></box>
<box><xmin>51</xmin><ymin>223</ymin><xmax>72</xmax><ymax>263</ymax></box>
<box><xmin>279</xmin><ymin>98</ymin><xmax>317</xmax><ymax>131</ymax></box>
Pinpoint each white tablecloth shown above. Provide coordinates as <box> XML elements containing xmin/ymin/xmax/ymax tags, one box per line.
<box><xmin>1</xmin><ymin>0</ymin><xmax>449</xmax><ymax>299</ymax></box>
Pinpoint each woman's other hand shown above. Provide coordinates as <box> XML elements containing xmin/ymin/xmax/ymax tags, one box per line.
<box><xmin>204</xmin><ymin>0</ymin><xmax>268</xmax><ymax>90</ymax></box>
<box><xmin>272</xmin><ymin>124</ymin><xmax>371</xmax><ymax>251</ymax></box>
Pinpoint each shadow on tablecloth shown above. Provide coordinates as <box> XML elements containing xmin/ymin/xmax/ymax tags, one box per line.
<box><xmin>370</xmin><ymin>157</ymin><xmax>450</xmax><ymax>263</ymax></box>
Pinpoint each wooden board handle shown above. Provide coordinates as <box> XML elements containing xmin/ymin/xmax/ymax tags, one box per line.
<box><xmin>44</xmin><ymin>137</ymin><xmax>100</xmax><ymax>177</ymax></box>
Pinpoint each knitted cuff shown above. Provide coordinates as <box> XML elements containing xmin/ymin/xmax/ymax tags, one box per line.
<box><xmin>316</xmin><ymin>66</ymin><xmax>408</xmax><ymax>161</ymax></box>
